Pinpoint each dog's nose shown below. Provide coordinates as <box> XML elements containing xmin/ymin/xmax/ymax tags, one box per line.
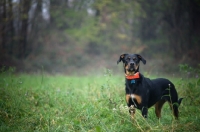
<box><xmin>130</xmin><ymin>62</ymin><xmax>134</xmax><ymax>66</ymax></box>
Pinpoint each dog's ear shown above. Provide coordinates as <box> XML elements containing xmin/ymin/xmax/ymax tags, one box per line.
<box><xmin>136</xmin><ymin>54</ymin><xmax>146</xmax><ymax>64</ymax></box>
<box><xmin>117</xmin><ymin>54</ymin><xmax>127</xmax><ymax>64</ymax></box>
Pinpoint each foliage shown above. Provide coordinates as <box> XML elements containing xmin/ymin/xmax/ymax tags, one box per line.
<box><xmin>0</xmin><ymin>0</ymin><xmax>200</xmax><ymax>74</ymax></box>
<box><xmin>0</xmin><ymin>68</ymin><xmax>200</xmax><ymax>131</ymax></box>
<box><xmin>179</xmin><ymin>64</ymin><xmax>200</xmax><ymax>76</ymax></box>
<box><xmin>178</xmin><ymin>64</ymin><xmax>200</xmax><ymax>106</ymax></box>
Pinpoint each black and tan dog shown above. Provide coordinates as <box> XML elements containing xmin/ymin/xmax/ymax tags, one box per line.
<box><xmin>117</xmin><ymin>53</ymin><xmax>183</xmax><ymax>119</ymax></box>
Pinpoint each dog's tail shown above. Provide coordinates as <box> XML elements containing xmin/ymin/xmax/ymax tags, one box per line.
<box><xmin>178</xmin><ymin>98</ymin><xmax>183</xmax><ymax>106</ymax></box>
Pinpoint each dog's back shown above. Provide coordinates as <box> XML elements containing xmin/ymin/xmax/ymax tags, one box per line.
<box><xmin>141</xmin><ymin>77</ymin><xmax>178</xmax><ymax>107</ymax></box>
<box><xmin>151</xmin><ymin>78</ymin><xmax>178</xmax><ymax>102</ymax></box>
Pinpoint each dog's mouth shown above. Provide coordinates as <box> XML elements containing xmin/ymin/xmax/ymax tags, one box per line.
<box><xmin>126</xmin><ymin>64</ymin><xmax>139</xmax><ymax>73</ymax></box>
<box><xmin>126</xmin><ymin>65</ymin><xmax>136</xmax><ymax>73</ymax></box>
<box><xmin>128</xmin><ymin>67</ymin><xmax>135</xmax><ymax>72</ymax></box>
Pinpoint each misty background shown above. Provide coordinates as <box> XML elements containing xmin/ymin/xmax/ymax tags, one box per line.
<box><xmin>1</xmin><ymin>0</ymin><xmax>200</xmax><ymax>75</ymax></box>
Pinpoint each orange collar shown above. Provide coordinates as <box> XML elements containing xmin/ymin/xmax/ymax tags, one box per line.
<box><xmin>125</xmin><ymin>72</ymin><xmax>140</xmax><ymax>80</ymax></box>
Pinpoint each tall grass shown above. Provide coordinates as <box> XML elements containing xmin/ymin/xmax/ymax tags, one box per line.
<box><xmin>0</xmin><ymin>67</ymin><xmax>200</xmax><ymax>131</ymax></box>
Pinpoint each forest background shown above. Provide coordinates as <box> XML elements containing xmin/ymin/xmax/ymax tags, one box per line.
<box><xmin>1</xmin><ymin>0</ymin><xmax>200</xmax><ymax>75</ymax></box>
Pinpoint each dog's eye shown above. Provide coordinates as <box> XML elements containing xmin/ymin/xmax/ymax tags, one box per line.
<box><xmin>133</xmin><ymin>58</ymin><xmax>137</xmax><ymax>60</ymax></box>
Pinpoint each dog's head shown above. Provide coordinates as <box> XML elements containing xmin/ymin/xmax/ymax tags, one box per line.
<box><xmin>117</xmin><ymin>54</ymin><xmax>146</xmax><ymax>75</ymax></box>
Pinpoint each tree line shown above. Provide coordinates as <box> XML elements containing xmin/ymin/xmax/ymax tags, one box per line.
<box><xmin>0</xmin><ymin>0</ymin><xmax>200</xmax><ymax>71</ymax></box>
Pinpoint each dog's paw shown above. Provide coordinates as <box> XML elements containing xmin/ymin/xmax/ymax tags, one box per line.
<box><xmin>129</xmin><ymin>105</ymin><xmax>136</xmax><ymax>119</ymax></box>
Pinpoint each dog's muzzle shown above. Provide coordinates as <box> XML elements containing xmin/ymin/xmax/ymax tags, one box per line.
<box><xmin>128</xmin><ymin>63</ymin><xmax>135</xmax><ymax>72</ymax></box>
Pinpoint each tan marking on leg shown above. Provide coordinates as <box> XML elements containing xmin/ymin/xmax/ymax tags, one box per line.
<box><xmin>155</xmin><ymin>100</ymin><xmax>166</xmax><ymax>118</ymax></box>
<box><xmin>126</xmin><ymin>94</ymin><xmax>130</xmax><ymax>104</ymax></box>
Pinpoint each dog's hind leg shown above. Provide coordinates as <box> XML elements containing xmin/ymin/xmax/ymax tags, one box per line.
<box><xmin>155</xmin><ymin>100</ymin><xmax>166</xmax><ymax>119</ymax></box>
<box><xmin>168</xmin><ymin>98</ymin><xmax>183</xmax><ymax>119</ymax></box>
<box><xmin>162</xmin><ymin>84</ymin><xmax>183</xmax><ymax>119</ymax></box>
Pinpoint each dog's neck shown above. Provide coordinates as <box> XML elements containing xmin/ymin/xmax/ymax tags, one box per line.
<box><xmin>125</xmin><ymin>72</ymin><xmax>140</xmax><ymax>80</ymax></box>
<box><xmin>125</xmin><ymin>72</ymin><xmax>140</xmax><ymax>94</ymax></box>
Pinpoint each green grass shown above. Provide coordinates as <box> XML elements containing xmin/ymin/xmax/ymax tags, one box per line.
<box><xmin>0</xmin><ymin>69</ymin><xmax>200</xmax><ymax>132</ymax></box>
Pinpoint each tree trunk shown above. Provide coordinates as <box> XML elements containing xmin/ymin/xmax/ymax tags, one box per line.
<box><xmin>8</xmin><ymin>0</ymin><xmax>14</xmax><ymax>55</ymax></box>
<box><xmin>2</xmin><ymin>0</ymin><xmax>6</xmax><ymax>50</ymax></box>
<box><xmin>19</xmin><ymin>0</ymin><xmax>31</xmax><ymax>59</ymax></box>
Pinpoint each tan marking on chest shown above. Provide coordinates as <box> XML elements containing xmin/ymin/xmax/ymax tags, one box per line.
<box><xmin>125</xmin><ymin>94</ymin><xmax>142</xmax><ymax>104</ymax></box>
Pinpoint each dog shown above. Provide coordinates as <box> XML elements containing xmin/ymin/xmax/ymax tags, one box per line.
<box><xmin>117</xmin><ymin>53</ymin><xmax>183</xmax><ymax>119</ymax></box>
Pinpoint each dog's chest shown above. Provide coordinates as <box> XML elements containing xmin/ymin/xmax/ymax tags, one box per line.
<box><xmin>127</xmin><ymin>79</ymin><xmax>140</xmax><ymax>85</ymax></box>
<box><xmin>126</xmin><ymin>79</ymin><xmax>142</xmax><ymax>94</ymax></box>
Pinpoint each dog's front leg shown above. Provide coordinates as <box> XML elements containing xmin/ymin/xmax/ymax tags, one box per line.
<box><xmin>141</xmin><ymin>106</ymin><xmax>148</xmax><ymax>118</ymax></box>
<box><xmin>129</xmin><ymin>105</ymin><xmax>135</xmax><ymax>119</ymax></box>
<box><xmin>141</xmin><ymin>88</ymin><xmax>149</xmax><ymax>118</ymax></box>
<box><xmin>126</xmin><ymin>95</ymin><xmax>136</xmax><ymax>119</ymax></box>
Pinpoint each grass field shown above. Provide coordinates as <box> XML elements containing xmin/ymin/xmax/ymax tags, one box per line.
<box><xmin>0</xmin><ymin>68</ymin><xmax>200</xmax><ymax>132</ymax></box>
